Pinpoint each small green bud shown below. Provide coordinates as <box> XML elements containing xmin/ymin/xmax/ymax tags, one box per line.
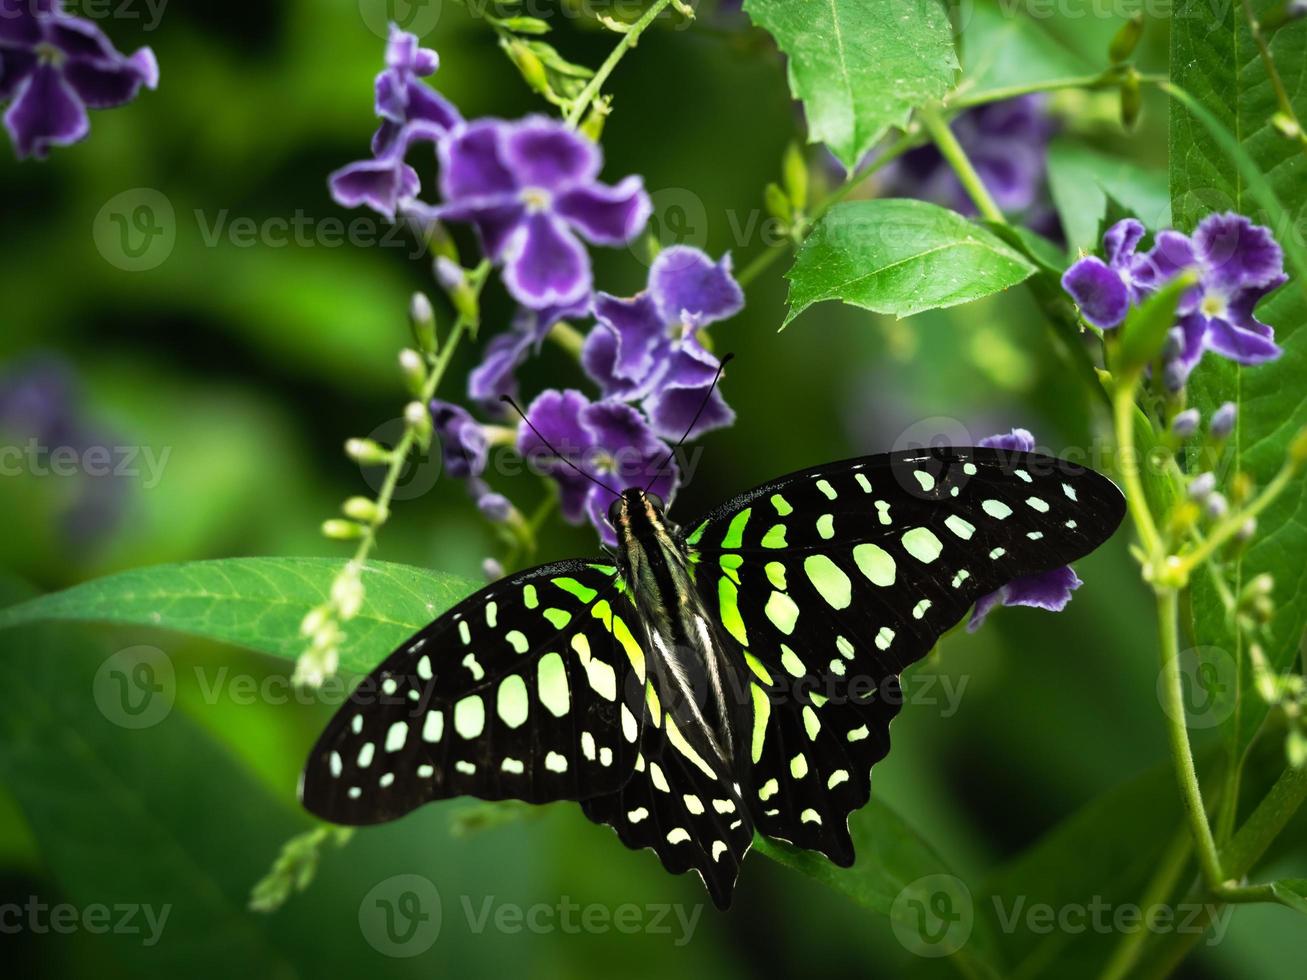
<box><xmin>782</xmin><ymin>141</ymin><xmax>809</xmax><ymax>213</ymax></box>
<box><xmin>1120</xmin><ymin>69</ymin><xmax>1142</xmax><ymax>130</ymax></box>
<box><xmin>1231</xmin><ymin>471</ymin><xmax>1255</xmax><ymax>505</ymax></box>
<box><xmin>342</xmin><ymin>496</ymin><xmax>386</xmax><ymax>525</ymax></box>
<box><xmin>345</xmin><ymin>438</ymin><xmax>392</xmax><ymax>465</ymax></box>
<box><xmin>299</xmin><ymin>605</ymin><xmax>328</xmax><ymax>637</ymax></box>
<box><xmin>1271</xmin><ymin>112</ymin><xmax>1301</xmax><ymax>141</ymax></box>
<box><xmin>321</xmin><ymin>518</ymin><xmax>364</xmax><ymax>541</ymax></box>
<box><xmin>405</xmin><ymin>400</ymin><xmax>433</xmax><ymax>450</ymax></box>
<box><xmin>764</xmin><ymin>182</ymin><xmax>791</xmax><ymax>223</ymax></box>
<box><xmin>1109</xmin><ymin>13</ymin><xmax>1145</xmax><ymax>64</ymax></box>
<box><xmin>1290</xmin><ymin>427</ymin><xmax>1307</xmax><ymax>466</ymax></box>
<box><xmin>1287</xmin><ymin>728</ymin><xmax>1307</xmax><ymax>770</ymax></box>
<box><xmin>409</xmin><ymin>292</ymin><xmax>437</xmax><ymax>354</ymax></box>
<box><xmin>399</xmin><ymin>348</ymin><xmax>427</xmax><ymax>397</ymax></box>
<box><xmin>507</xmin><ymin>40</ymin><xmax>550</xmax><ymax>96</ymax></box>
<box><xmin>580</xmin><ymin>101</ymin><xmax>609</xmax><ymax>143</ymax></box>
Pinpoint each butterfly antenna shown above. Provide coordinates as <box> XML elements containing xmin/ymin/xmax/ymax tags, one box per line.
<box><xmin>644</xmin><ymin>352</ymin><xmax>734</xmax><ymax>494</ymax></box>
<box><xmin>500</xmin><ymin>395</ymin><xmax>621</xmax><ymax>498</ymax></box>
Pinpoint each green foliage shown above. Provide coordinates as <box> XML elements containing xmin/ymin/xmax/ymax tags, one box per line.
<box><xmin>743</xmin><ymin>0</ymin><xmax>958</xmax><ymax>171</ymax></box>
<box><xmin>1046</xmin><ymin>140</ymin><xmax>1171</xmax><ymax>254</ymax></box>
<box><xmin>953</xmin><ymin>0</ymin><xmax>1091</xmax><ymax>101</ymax></box>
<box><xmin>0</xmin><ymin>559</ymin><xmax>477</xmax><ymax>674</ymax></box>
<box><xmin>1169</xmin><ymin>2</ymin><xmax>1307</xmax><ymax>758</ymax></box>
<box><xmin>784</xmin><ymin>199</ymin><xmax>1037</xmax><ymax>323</ymax></box>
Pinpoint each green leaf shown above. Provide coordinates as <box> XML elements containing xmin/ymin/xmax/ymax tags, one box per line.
<box><xmin>1117</xmin><ymin>270</ymin><xmax>1200</xmax><ymax>374</ymax></box>
<box><xmin>743</xmin><ymin>0</ymin><xmax>958</xmax><ymax>171</ymax></box>
<box><xmin>784</xmin><ymin>199</ymin><xmax>1037</xmax><ymax>324</ymax></box>
<box><xmin>757</xmin><ymin>798</ymin><xmax>1005</xmax><ymax>977</ymax></box>
<box><xmin>953</xmin><ymin>1</ymin><xmax>1091</xmax><ymax>103</ymax></box>
<box><xmin>1046</xmin><ymin>139</ymin><xmax>1171</xmax><ymax>254</ymax></box>
<box><xmin>0</xmin><ymin>558</ymin><xmax>477</xmax><ymax>674</ymax></box>
<box><xmin>1170</xmin><ymin>2</ymin><xmax>1307</xmax><ymax>757</ymax></box>
<box><xmin>1271</xmin><ymin>879</ymin><xmax>1307</xmax><ymax>916</ymax></box>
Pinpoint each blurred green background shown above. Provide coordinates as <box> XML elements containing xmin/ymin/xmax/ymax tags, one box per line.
<box><xmin>1</xmin><ymin>1</ymin><xmax>1304</xmax><ymax>977</ymax></box>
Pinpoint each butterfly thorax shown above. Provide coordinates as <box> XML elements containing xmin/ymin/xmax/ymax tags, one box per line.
<box><xmin>611</xmin><ymin>490</ymin><xmax>745</xmax><ymax>770</ymax></box>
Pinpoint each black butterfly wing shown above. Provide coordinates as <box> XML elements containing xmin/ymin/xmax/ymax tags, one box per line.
<box><xmin>580</xmin><ymin>686</ymin><xmax>754</xmax><ymax>910</ymax></box>
<box><xmin>301</xmin><ymin>560</ymin><xmax>649</xmax><ymax>825</ymax></box>
<box><xmin>685</xmin><ymin>447</ymin><xmax>1125</xmax><ymax>861</ymax></box>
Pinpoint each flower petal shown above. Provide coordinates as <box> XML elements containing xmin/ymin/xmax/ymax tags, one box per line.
<box><xmin>649</xmin><ymin>246</ymin><xmax>745</xmax><ymax>328</ymax></box>
<box><xmin>4</xmin><ymin>62</ymin><xmax>88</xmax><ymax>159</ymax></box>
<box><xmin>467</xmin><ymin>329</ymin><xmax>533</xmax><ymax>406</ymax></box>
<box><xmin>502</xmin><ymin>115</ymin><xmax>600</xmax><ymax>192</ymax></box>
<box><xmin>968</xmin><ymin>565</ymin><xmax>1082</xmax><ymax>631</ymax></box>
<box><xmin>554</xmin><ymin>176</ymin><xmax>651</xmax><ymax>246</ymax></box>
<box><xmin>0</xmin><ymin>0</ymin><xmax>46</xmax><ymax>47</ymax></box>
<box><xmin>501</xmin><ymin>212</ymin><xmax>591</xmax><ymax>309</ymax></box>
<box><xmin>1205</xmin><ymin>316</ymin><xmax>1282</xmax><ymax>365</ymax></box>
<box><xmin>429</xmin><ymin>400</ymin><xmax>488</xmax><ymax>478</ymax></box>
<box><xmin>328</xmin><ymin>156</ymin><xmax>419</xmax><ymax>217</ymax></box>
<box><xmin>590</xmin><ymin>292</ymin><xmax>665</xmax><ymax>385</ymax></box>
<box><xmin>385</xmin><ymin>26</ymin><xmax>438</xmax><ymax>76</ymax></box>
<box><xmin>62</xmin><ymin>46</ymin><xmax>157</xmax><ymax>108</ymax></box>
<box><xmin>1103</xmin><ymin>218</ymin><xmax>1145</xmax><ymax>267</ymax></box>
<box><xmin>1062</xmin><ymin>256</ymin><xmax>1129</xmax><ymax>329</ymax></box>
<box><xmin>978</xmin><ymin>428</ymin><xmax>1036</xmax><ymax>453</ymax></box>
<box><xmin>516</xmin><ymin>388</ymin><xmax>594</xmax><ymax>465</ymax></box>
<box><xmin>0</xmin><ymin>47</ymin><xmax>36</xmax><ymax>103</ymax></box>
<box><xmin>439</xmin><ymin>119</ymin><xmax>517</xmax><ymax>201</ymax></box>
<box><xmin>1193</xmin><ymin>212</ymin><xmax>1285</xmax><ymax>291</ymax></box>
<box><xmin>644</xmin><ymin>381</ymin><xmax>736</xmax><ymax>441</ymax></box>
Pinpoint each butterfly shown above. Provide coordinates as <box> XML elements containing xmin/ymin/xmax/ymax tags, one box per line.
<box><xmin>300</xmin><ymin>444</ymin><xmax>1124</xmax><ymax>908</ymax></box>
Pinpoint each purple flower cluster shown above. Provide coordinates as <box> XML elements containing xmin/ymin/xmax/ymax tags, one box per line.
<box><xmin>880</xmin><ymin>96</ymin><xmax>1060</xmax><ymax>235</ymax></box>
<box><xmin>968</xmin><ymin>428</ymin><xmax>1083</xmax><ymax>631</ymax></box>
<box><xmin>332</xmin><ymin>29</ymin><xmax>740</xmax><ymax>542</ymax></box>
<box><xmin>1063</xmin><ymin>213</ymin><xmax>1286</xmax><ymax>388</ymax></box>
<box><xmin>0</xmin><ymin>0</ymin><xmax>157</xmax><ymax>159</ymax></box>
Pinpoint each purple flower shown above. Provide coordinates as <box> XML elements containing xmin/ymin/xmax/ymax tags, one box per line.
<box><xmin>1163</xmin><ymin>212</ymin><xmax>1286</xmax><ymax>386</ymax></box>
<box><xmin>1061</xmin><ymin>218</ymin><xmax>1172</xmax><ymax>329</ymax></box>
<box><xmin>0</xmin><ymin>0</ymin><xmax>157</xmax><ymax>160</ymax></box>
<box><xmin>881</xmin><ymin>96</ymin><xmax>1056</xmax><ymax>218</ymax></box>
<box><xmin>436</xmin><ymin>116</ymin><xmax>650</xmax><ymax>309</ymax></box>
<box><xmin>516</xmin><ymin>389</ymin><xmax>677</xmax><ymax>545</ymax></box>
<box><xmin>429</xmin><ymin>399</ymin><xmax>488</xmax><ymax>478</ymax></box>
<box><xmin>467</xmin><ymin>296</ymin><xmax>591</xmax><ymax>409</ymax></box>
<box><xmin>968</xmin><ymin>428</ymin><xmax>1083</xmax><ymax>631</ymax></box>
<box><xmin>581</xmin><ymin>246</ymin><xmax>741</xmax><ymax>440</ymax></box>
<box><xmin>328</xmin><ymin>26</ymin><xmax>460</xmax><ymax>218</ymax></box>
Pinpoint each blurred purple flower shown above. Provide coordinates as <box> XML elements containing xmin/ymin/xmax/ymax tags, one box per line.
<box><xmin>1061</xmin><ymin>218</ymin><xmax>1168</xmax><ymax>329</ymax></box>
<box><xmin>467</xmin><ymin>296</ymin><xmax>591</xmax><ymax>409</ymax></box>
<box><xmin>581</xmin><ymin>246</ymin><xmax>741</xmax><ymax>440</ymax></box>
<box><xmin>328</xmin><ymin>26</ymin><xmax>460</xmax><ymax>218</ymax></box>
<box><xmin>880</xmin><ymin>96</ymin><xmax>1056</xmax><ymax>219</ymax></box>
<box><xmin>0</xmin><ymin>0</ymin><xmax>157</xmax><ymax>159</ymax></box>
<box><xmin>429</xmin><ymin>399</ymin><xmax>487</xmax><ymax>478</ymax></box>
<box><xmin>516</xmin><ymin>389</ymin><xmax>677</xmax><ymax>545</ymax></box>
<box><xmin>968</xmin><ymin>428</ymin><xmax>1083</xmax><ymax>631</ymax></box>
<box><xmin>435</xmin><ymin>116</ymin><xmax>650</xmax><ymax>309</ymax></box>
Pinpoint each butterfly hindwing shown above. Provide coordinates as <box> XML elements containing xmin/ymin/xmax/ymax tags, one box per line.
<box><xmin>686</xmin><ymin>447</ymin><xmax>1125</xmax><ymax>859</ymax></box>
<box><xmin>301</xmin><ymin>560</ymin><xmax>649</xmax><ymax>825</ymax></box>
<box><xmin>581</xmin><ymin>683</ymin><xmax>754</xmax><ymax>910</ymax></box>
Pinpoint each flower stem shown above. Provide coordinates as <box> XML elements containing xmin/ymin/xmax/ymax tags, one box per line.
<box><xmin>915</xmin><ymin>104</ymin><xmax>1005</xmax><ymax>223</ymax></box>
<box><xmin>565</xmin><ymin>0</ymin><xmax>680</xmax><ymax>127</ymax></box>
<box><xmin>945</xmin><ymin>70</ymin><xmax>1153</xmax><ymax>110</ymax></box>
<box><xmin>1175</xmin><ymin>454</ymin><xmax>1302</xmax><ymax>575</ymax></box>
<box><xmin>1111</xmin><ymin>378</ymin><xmax>1166</xmax><ymax>563</ymax></box>
<box><xmin>1241</xmin><ymin>0</ymin><xmax>1307</xmax><ymax>157</ymax></box>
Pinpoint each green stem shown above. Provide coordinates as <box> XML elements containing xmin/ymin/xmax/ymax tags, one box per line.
<box><xmin>1241</xmin><ymin>0</ymin><xmax>1307</xmax><ymax>156</ymax></box>
<box><xmin>1175</xmin><ymin>456</ymin><xmax>1301</xmax><ymax>575</ymax></box>
<box><xmin>916</xmin><ymin>104</ymin><xmax>1004</xmax><ymax>223</ymax></box>
<box><xmin>1156</xmin><ymin>586</ymin><xmax>1227</xmax><ymax>890</ymax></box>
<box><xmin>1097</xmin><ymin>828</ymin><xmax>1193</xmax><ymax>980</ymax></box>
<box><xmin>1112</xmin><ymin>379</ymin><xmax>1167</xmax><ymax>562</ymax></box>
<box><xmin>565</xmin><ymin>0</ymin><xmax>679</xmax><ymax>127</ymax></box>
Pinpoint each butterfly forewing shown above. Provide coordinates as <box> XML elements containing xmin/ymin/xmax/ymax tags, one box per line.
<box><xmin>685</xmin><ymin>447</ymin><xmax>1124</xmax><ymax>861</ymax></box>
<box><xmin>301</xmin><ymin>560</ymin><xmax>649</xmax><ymax>825</ymax></box>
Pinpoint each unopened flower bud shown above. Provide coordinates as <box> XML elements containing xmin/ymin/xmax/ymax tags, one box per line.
<box><xmin>1237</xmin><ymin>517</ymin><xmax>1257</xmax><ymax>542</ymax></box>
<box><xmin>331</xmin><ymin>570</ymin><xmax>364</xmax><ymax>620</ymax></box>
<box><xmin>1210</xmin><ymin>402</ymin><xmax>1237</xmax><ymax>439</ymax></box>
<box><xmin>764</xmin><ymin>182</ymin><xmax>791</xmax><ymax>223</ymax></box>
<box><xmin>1120</xmin><ymin>69</ymin><xmax>1142</xmax><ymax>130</ymax></box>
<box><xmin>299</xmin><ymin>606</ymin><xmax>328</xmax><ymax>637</ymax></box>
<box><xmin>782</xmin><ymin>141</ymin><xmax>809</xmax><ymax>213</ymax></box>
<box><xmin>406</xmin><ymin>401</ymin><xmax>433</xmax><ymax>449</ymax></box>
<box><xmin>409</xmin><ymin>291</ymin><xmax>437</xmax><ymax>354</ymax></box>
<box><xmin>482</xmin><ymin>557</ymin><xmax>505</xmax><ymax>580</ymax></box>
<box><xmin>342</xmin><ymin>496</ymin><xmax>386</xmax><ymax>525</ymax></box>
<box><xmin>434</xmin><ymin>256</ymin><xmax>464</xmax><ymax>292</ymax></box>
<box><xmin>1288</xmin><ymin>729</ymin><xmax>1307</xmax><ymax>770</ymax></box>
<box><xmin>1109</xmin><ymin>12</ymin><xmax>1145</xmax><ymax>63</ymax></box>
<box><xmin>1171</xmin><ymin>408</ymin><xmax>1201</xmax><ymax>439</ymax></box>
<box><xmin>321</xmin><ymin>518</ymin><xmax>364</xmax><ymax>540</ymax></box>
<box><xmin>346</xmin><ymin>438</ymin><xmax>392</xmax><ymax>465</ymax></box>
<box><xmin>1204</xmin><ymin>492</ymin><xmax>1228</xmax><ymax>520</ymax></box>
<box><xmin>1187</xmin><ymin>472</ymin><xmax>1217</xmax><ymax>500</ymax></box>
<box><xmin>399</xmin><ymin>348</ymin><xmax>427</xmax><ymax>396</ymax></box>
<box><xmin>1272</xmin><ymin>112</ymin><xmax>1301</xmax><ymax>141</ymax></box>
<box><xmin>477</xmin><ymin>492</ymin><xmax>514</xmax><ymax>524</ymax></box>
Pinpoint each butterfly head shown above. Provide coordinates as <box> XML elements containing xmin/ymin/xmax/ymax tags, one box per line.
<box><xmin>608</xmin><ymin>488</ymin><xmax>669</xmax><ymax>550</ymax></box>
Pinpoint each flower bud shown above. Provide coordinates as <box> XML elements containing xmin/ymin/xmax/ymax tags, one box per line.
<box><xmin>342</xmin><ymin>496</ymin><xmax>386</xmax><ymax>525</ymax></box>
<box><xmin>1120</xmin><ymin>69</ymin><xmax>1142</xmax><ymax>130</ymax></box>
<box><xmin>1210</xmin><ymin>402</ymin><xmax>1237</xmax><ymax>439</ymax></box>
<box><xmin>299</xmin><ymin>605</ymin><xmax>328</xmax><ymax>637</ymax></box>
<box><xmin>434</xmin><ymin>256</ymin><xmax>464</xmax><ymax>293</ymax></box>
<box><xmin>1237</xmin><ymin>517</ymin><xmax>1257</xmax><ymax>542</ymax></box>
<box><xmin>321</xmin><ymin>518</ymin><xmax>364</xmax><ymax>540</ymax></box>
<box><xmin>1204</xmin><ymin>492</ymin><xmax>1228</xmax><ymax>520</ymax></box>
<box><xmin>477</xmin><ymin>491</ymin><xmax>514</xmax><ymax>524</ymax></box>
<box><xmin>346</xmin><ymin>438</ymin><xmax>393</xmax><ymax>465</ymax></box>
<box><xmin>1288</xmin><ymin>729</ymin><xmax>1307</xmax><ymax>771</ymax></box>
<box><xmin>1272</xmin><ymin>112</ymin><xmax>1302</xmax><ymax>142</ymax></box>
<box><xmin>782</xmin><ymin>141</ymin><xmax>808</xmax><ymax>213</ymax></box>
<box><xmin>1171</xmin><ymin>408</ymin><xmax>1201</xmax><ymax>439</ymax></box>
<box><xmin>764</xmin><ymin>182</ymin><xmax>791</xmax><ymax>223</ymax></box>
<box><xmin>1231</xmin><ymin>471</ymin><xmax>1255</xmax><ymax>504</ymax></box>
<box><xmin>1187</xmin><ymin>471</ymin><xmax>1217</xmax><ymax>501</ymax></box>
<box><xmin>1109</xmin><ymin>12</ymin><xmax>1145</xmax><ymax>63</ymax></box>
<box><xmin>482</xmin><ymin>557</ymin><xmax>505</xmax><ymax>580</ymax></box>
<box><xmin>405</xmin><ymin>400</ymin><xmax>433</xmax><ymax>449</ymax></box>
<box><xmin>507</xmin><ymin>39</ymin><xmax>550</xmax><ymax>97</ymax></box>
<box><xmin>399</xmin><ymin>348</ymin><xmax>427</xmax><ymax>397</ymax></box>
<box><xmin>409</xmin><ymin>291</ymin><xmax>437</xmax><ymax>354</ymax></box>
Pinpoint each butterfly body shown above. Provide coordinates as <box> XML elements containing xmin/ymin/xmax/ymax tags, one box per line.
<box><xmin>301</xmin><ymin>447</ymin><xmax>1125</xmax><ymax>908</ymax></box>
